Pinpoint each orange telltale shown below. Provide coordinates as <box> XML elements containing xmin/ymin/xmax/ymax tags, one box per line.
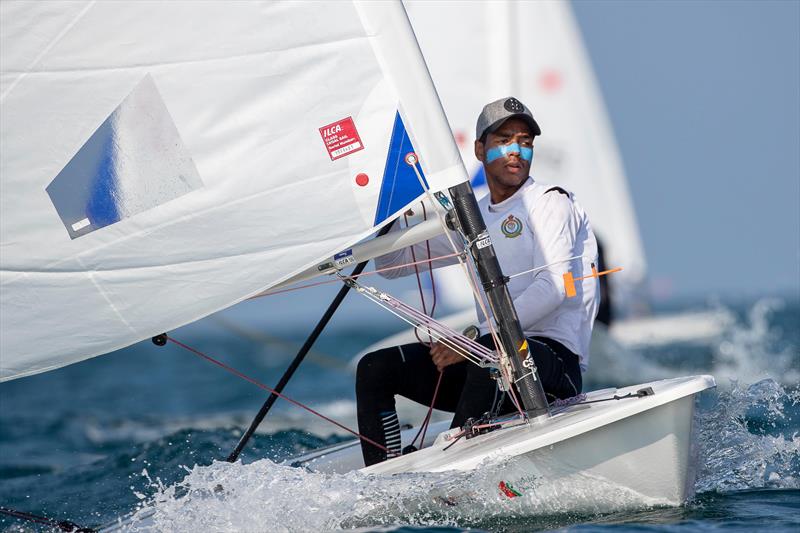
<box><xmin>563</xmin><ymin>272</ymin><xmax>577</xmax><ymax>298</ymax></box>
<box><xmin>563</xmin><ymin>267</ymin><xmax>623</xmax><ymax>298</ymax></box>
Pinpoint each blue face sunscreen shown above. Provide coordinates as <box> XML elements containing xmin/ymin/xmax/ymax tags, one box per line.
<box><xmin>486</xmin><ymin>143</ymin><xmax>534</xmax><ymax>164</ymax></box>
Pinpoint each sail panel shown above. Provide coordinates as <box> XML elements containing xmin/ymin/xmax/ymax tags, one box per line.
<box><xmin>0</xmin><ymin>0</ymin><xmax>466</xmax><ymax>381</ymax></box>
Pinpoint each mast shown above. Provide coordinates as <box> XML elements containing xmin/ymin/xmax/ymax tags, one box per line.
<box><xmin>448</xmin><ymin>181</ymin><xmax>549</xmax><ymax>418</ymax></box>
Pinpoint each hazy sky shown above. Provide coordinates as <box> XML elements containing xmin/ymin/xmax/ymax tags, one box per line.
<box><xmin>571</xmin><ymin>0</ymin><xmax>799</xmax><ymax>299</ymax></box>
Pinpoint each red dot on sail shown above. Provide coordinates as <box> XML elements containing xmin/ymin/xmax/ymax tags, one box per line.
<box><xmin>454</xmin><ymin>130</ymin><xmax>466</xmax><ymax>147</ymax></box>
<box><xmin>355</xmin><ymin>173</ymin><xmax>369</xmax><ymax>186</ymax></box>
<box><xmin>539</xmin><ymin>68</ymin><xmax>563</xmax><ymax>93</ymax></box>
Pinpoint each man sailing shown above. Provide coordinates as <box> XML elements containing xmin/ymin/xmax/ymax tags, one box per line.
<box><xmin>356</xmin><ymin>97</ymin><xmax>601</xmax><ymax>466</ymax></box>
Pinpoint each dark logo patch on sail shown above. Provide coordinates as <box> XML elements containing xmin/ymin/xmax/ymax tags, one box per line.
<box><xmin>46</xmin><ymin>74</ymin><xmax>203</xmax><ymax>239</ymax></box>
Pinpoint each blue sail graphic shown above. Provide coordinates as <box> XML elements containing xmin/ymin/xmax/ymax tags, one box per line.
<box><xmin>46</xmin><ymin>74</ymin><xmax>203</xmax><ymax>239</ymax></box>
<box><xmin>373</xmin><ymin>112</ymin><xmax>428</xmax><ymax>226</ymax></box>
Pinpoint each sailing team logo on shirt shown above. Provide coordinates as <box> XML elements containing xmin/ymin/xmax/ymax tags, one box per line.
<box><xmin>500</xmin><ymin>214</ymin><xmax>523</xmax><ymax>238</ymax></box>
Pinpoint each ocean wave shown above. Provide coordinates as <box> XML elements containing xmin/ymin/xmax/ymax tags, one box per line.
<box><xmin>695</xmin><ymin>378</ymin><xmax>799</xmax><ymax>493</ymax></box>
<box><xmin>710</xmin><ymin>298</ymin><xmax>800</xmax><ymax>386</ymax></box>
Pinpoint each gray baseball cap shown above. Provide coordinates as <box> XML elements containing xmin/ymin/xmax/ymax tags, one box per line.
<box><xmin>475</xmin><ymin>97</ymin><xmax>541</xmax><ymax>141</ymax></box>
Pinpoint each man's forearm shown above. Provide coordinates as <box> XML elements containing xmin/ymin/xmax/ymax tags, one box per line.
<box><xmin>511</xmin><ymin>274</ymin><xmax>565</xmax><ymax>330</ymax></box>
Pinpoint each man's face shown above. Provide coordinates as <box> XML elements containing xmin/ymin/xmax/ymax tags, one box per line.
<box><xmin>475</xmin><ymin>117</ymin><xmax>534</xmax><ymax>191</ymax></box>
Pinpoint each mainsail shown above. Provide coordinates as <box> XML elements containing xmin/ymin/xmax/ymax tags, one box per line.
<box><xmin>0</xmin><ymin>1</ymin><xmax>466</xmax><ymax>381</ymax></box>
<box><xmin>404</xmin><ymin>0</ymin><xmax>647</xmax><ymax>309</ymax></box>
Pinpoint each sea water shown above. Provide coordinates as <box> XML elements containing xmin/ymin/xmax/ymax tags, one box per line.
<box><xmin>0</xmin><ymin>296</ymin><xmax>798</xmax><ymax>532</ymax></box>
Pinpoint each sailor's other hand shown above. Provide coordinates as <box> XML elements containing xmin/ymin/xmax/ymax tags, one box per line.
<box><xmin>430</xmin><ymin>341</ymin><xmax>462</xmax><ymax>372</ymax></box>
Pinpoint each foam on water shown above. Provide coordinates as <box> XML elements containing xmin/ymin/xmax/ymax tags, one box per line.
<box><xmin>589</xmin><ymin>298</ymin><xmax>799</xmax><ymax>388</ymax></box>
<box><xmin>695</xmin><ymin>379</ymin><xmax>799</xmax><ymax>493</ymax></box>
<box><xmin>123</xmin><ymin>461</ymin><xmax>480</xmax><ymax>531</ymax></box>
<box><xmin>121</xmin><ymin>457</ymin><xmax>669</xmax><ymax>532</ymax></box>
<box><xmin>711</xmin><ymin>299</ymin><xmax>800</xmax><ymax>385</ymax></box>
<box><xmin>115</xmin><ymin>379</ymin><xmax>799</xmax><ymax>532</ymax></box>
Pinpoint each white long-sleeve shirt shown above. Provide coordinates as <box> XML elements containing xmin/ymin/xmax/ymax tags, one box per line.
<box><xmin>376</xmin><ymin>177</ymin><xmax>600</xmax><ymax>370</ymax></box>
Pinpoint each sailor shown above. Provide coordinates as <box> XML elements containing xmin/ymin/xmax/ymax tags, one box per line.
<box><xmin>355</xmin><ymin>97</ymin><xmax>600</xmax><ymax>466</ymax></box>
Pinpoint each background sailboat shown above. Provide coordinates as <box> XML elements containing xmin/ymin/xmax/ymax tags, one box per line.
<box><xmin>400</xmin><ymin>0</ymin><xmax>731</xmax><ymax>352</ymax></box>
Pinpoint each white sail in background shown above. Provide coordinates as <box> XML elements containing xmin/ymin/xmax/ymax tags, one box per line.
<box><xmin>0</xmin><ymin>1</ymin><xmax>466</xmax><ymax>381</ymax></box>
<box><xmin>404</xmin><ymin>0</ymin><xmax>647</xmax><ymax>311</ymax></box>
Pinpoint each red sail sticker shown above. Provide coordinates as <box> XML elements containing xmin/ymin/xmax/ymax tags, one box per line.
<box><xmin>319</xmin><ymin>117</ymin><xmax>364</xmax><ymax>161</ymax></box>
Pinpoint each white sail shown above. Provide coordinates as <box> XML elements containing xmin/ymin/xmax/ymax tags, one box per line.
<box><xmin>404</xmin><ymin>0</ymin><xmax>647</xmax><ymax>309</ymax></box>
<box><xmin>0</xmin><ymin>1</ymin><xmax>466</xmax><ymax>381</ymax></box>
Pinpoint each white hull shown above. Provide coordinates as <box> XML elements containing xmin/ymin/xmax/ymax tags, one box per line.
<box><xmin>291</xmin><ymin>375</ymin><xmax>714</xmax><ymax>508</ymax></box>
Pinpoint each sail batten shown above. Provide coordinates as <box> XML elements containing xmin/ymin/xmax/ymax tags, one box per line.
<box><xmin>1</xmin><ymin>0</ymin><xmax>466</xmax><ymax>381</ymax></box>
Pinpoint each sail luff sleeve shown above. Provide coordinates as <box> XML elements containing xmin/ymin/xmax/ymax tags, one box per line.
<box><xmin>353</xmin><ymin>0</ymin><xmax>467</xmax><ymax>192</ymax></box>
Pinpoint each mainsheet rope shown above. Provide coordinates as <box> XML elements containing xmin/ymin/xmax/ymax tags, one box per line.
<box><xmin>404</xmin><ymin>159</ymin><xmax>507</xmax><ymax>368</ymax></box>
<box><xmin>345</xmin><ymin>275</ymin><xmax>530</xmax><ymax>422</ymax></box>
<box><xmin>410</xmin><ymin>370</ymin><xmax>443</xmax><ymax>450</ymax></box>
<box><xmin>348</xmin><ymin>282</ymin><xmax>498</xmax><ymax>367</ymax></box>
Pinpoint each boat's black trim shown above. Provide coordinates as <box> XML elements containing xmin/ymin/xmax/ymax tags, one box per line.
<box><xmin>225</xmin><ymin>222</ymin><xmax>395</xmax><ymax>463</ymax></box>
